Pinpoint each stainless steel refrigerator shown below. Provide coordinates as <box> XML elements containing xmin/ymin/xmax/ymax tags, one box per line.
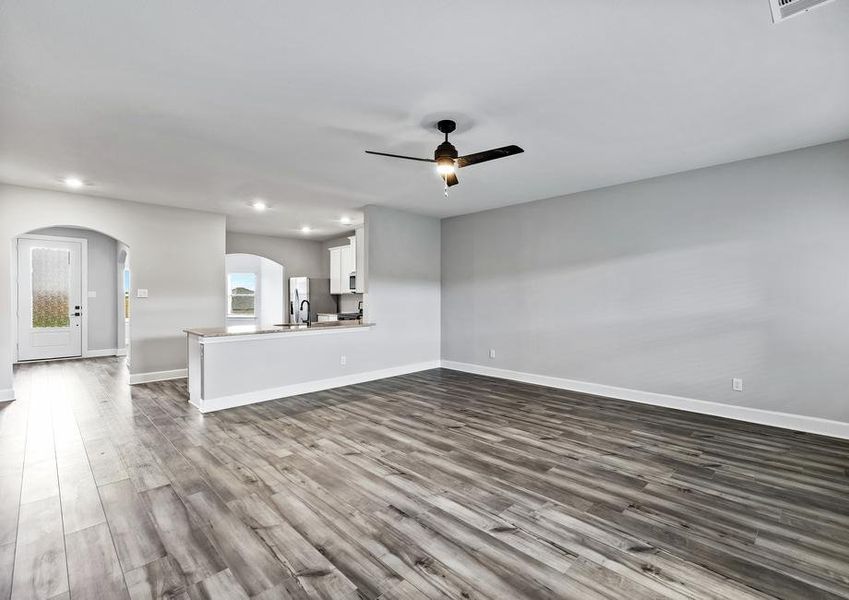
<box><xmin>289</xmin><ymin>277</ymin><xmax>337</xmax><ymax>323</ymax></box>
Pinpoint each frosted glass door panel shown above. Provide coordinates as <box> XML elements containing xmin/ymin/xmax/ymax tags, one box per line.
<box><xmin>31</xmin><ymin>247</ymin><xmax>71</xmax><ymax>328</ymax></box>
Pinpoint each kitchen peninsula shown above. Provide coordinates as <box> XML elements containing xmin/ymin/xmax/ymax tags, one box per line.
<box><xmin>185</xmin><ymin>321</ymin><xmax>374</xmax><ymax>412</ymax></box>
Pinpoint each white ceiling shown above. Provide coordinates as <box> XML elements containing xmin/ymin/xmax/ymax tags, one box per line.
<box><xmin>1</xmin><ymin>1</ymin><xmax>848</xmax><ymax>239</ymax></box>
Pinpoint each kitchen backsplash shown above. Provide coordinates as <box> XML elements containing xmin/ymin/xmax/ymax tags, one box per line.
<box><xmin>339</xmin><ymin>293</ymin><xmax>362</xmax><ymax>313</ymax></box>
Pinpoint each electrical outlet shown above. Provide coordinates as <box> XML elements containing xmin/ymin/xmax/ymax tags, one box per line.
<box><xmin>340</xmin><ymin>355</ymin><xmax>347</xmax><ymax>366</ymax></box>
<box><xmin>489</xmin><ymin>349</ymin><xmax>496</xmax><ymax>359</ymax></box>
<box><xmin>136</xmin><ymin>288</ymin><xmax>148</xmax><ymax>298</ymax></box>
<box><xmin>732</xmin><ymin>378</ymin><xmax>743</xmax><ymax>392</ymax></box>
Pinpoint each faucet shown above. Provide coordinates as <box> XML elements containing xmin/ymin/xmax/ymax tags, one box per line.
<box><xmin>299</xmin><ymin>299</ymin><xmax>311</xmax><ymax>326</ymax></box>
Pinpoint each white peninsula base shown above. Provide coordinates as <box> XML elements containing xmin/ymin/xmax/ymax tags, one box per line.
<box><xmin>185</xmin><ymin>323</ymin><xmax>381</xmax><ymax>412</ymax></box>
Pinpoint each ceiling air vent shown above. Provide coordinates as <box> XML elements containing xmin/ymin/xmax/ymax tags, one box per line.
<box><xmin>769</xmin><ymin>0</ymin><xmax>838</xmax><ymax>22</ymax></box>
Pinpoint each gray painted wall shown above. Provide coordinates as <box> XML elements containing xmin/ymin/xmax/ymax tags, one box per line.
<box><xmin>442</xmin><ymin>140</ymin><xmax>849</xmax><ymax>423</ymax></box>
<box><xmin>226</xmin><ymin>232</ymin><xmax>323</xmax><ymax>278</ymax></box>
<box><xmin>30</xmin><ymin>226</ymin><xmax>119</xmax><ymax>352</ymax></box>
<box><xmin>226</xmin><ymin>232</ymin><xmax>336</xmax><ymax>320</ymax></box>
<box><xmin>364</xmin><ymin>205</ymin><xmax>441</xmax><ymax>366</ymax></box>
<box><xmin>0</xmin><ymin>183</ymin><xmax>225</xmax><ymax>391</ymax></box>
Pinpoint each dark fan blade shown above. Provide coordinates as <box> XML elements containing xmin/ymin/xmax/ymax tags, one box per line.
<box><xmin>365</xmin><ymin>151</ymin><xmax>434</xmax><ymax>163</ymax></box>
<box><xmin>445</xmin><ymin>172</ymin><xmax>459</xmax><ymax>187</ymax></box>
<box><xmin>456</xmin><ymin>145</ymin><xmax>523</xmax><ymax>168</ymax></box>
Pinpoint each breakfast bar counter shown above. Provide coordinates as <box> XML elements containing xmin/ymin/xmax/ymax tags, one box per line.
<box><xmin>185</xmin><ymin>321</ymin><xmax>375</xmax><ymax>412</ymax></box>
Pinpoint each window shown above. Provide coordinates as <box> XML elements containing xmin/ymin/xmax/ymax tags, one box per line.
<box><xmin>228</xmin><ymin>273</ymin><xmax>256</xmax><ymax>316</ymax></box>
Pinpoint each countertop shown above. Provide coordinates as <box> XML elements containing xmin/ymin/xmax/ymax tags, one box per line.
<box><xmin>184</xmin><ymin>321</ymin><xmax>374</xmax><ymax>338</ymax></box>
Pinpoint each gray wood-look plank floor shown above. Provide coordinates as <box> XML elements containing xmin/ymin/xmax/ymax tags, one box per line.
<box><xmin>1</xmin><ymin>358</ymin><xmax>848</xmax><ymax>599</ymax></box>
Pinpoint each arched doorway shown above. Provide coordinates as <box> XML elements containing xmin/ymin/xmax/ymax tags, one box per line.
<box><xmin>13</xmin><ymin>226</ymin><xmax>130</xmax><ymax>362</ymax></box>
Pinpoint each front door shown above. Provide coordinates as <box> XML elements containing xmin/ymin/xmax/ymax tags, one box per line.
<box><xmin>17</xmin><ymin>237</ymin><xmax>83</xmax><ymax>361</ymax></box>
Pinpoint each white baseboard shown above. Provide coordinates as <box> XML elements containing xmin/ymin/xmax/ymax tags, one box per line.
<box><xmin>0</xmin><ymin>388</ymin><xmax>14</xmax><ymax>402</ymax></box>
<box><xmin>129</xmin><ymin>368</ymin><xmax>188</xmax><ymax>385</ymax></box>
<box><xmin>85</xmin><ymin>348</ymin><xmax>119</xmax><ymax>358</ymax></box>
<box><xmin>115</xmin><ymin>348</ymin><xmax>128</xmax><ymax>357</ymax></box>
<box><xmin>197</xmin><ymin>360</ymin><xmax>441</xmax><ymax>413</ymax></box>
<box><xmin>441</xmin><ymin>360</ymin><xmax>849</xmax><ymax>440</ymax></box>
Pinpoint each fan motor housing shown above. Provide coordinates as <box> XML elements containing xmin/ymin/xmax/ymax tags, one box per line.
<box><xmin>435</xmin><ymin>141</ymin><xmax>458</xmax><ymax>160</ymax></box>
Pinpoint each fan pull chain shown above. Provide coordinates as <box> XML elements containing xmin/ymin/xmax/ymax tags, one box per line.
<box><xmin>443</xmin><ymin>176</ymin><xmax>449</xmax><ymax>197</ymax></box>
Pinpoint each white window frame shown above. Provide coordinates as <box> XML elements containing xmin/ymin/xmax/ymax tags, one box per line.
<box><xmin>227</xmin><ymin>272</ymin><xmax>257</xmax><ymax>318</ymax></box>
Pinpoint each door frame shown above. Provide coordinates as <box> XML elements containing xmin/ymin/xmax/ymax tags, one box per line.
<box><xmin>12</xmin><ymin>233</ymin><xmax>89</xmax><ymax>363</ymax></box>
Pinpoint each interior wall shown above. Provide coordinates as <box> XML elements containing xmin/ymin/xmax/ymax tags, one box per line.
<box><xmin>363</xmin><ymin>205</ymin><xmax>441</xmax><ymax>368</ymax></box>
<box><xmin>441</xmin><ymin>139</ymin><xmax>849</xmax><ymax>423</ymax></box>
<box><xmin>259</xmin><ymin>256</ymin><xmax>285</xmax><ymax>327</ymax></box>
<box><xmin>0</xmin><ymin>183</ymin><xmax>226</xmax><ymax>392</ymax></box>
<box><xmin>28</xmin><ymin>226</ymin><xmax>119</xmax><ymax>352</ymax></box>
<box><xmin>226</xmin><ymin>232</ymin><xmax>322</xmax><ymax>278</ymax></box>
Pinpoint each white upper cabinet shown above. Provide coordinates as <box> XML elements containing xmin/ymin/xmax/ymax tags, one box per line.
<box><xmin>329</xmin><ymin>231</ymin><xmax>364</xmax><ymax>295</ymax></box>
<box><xmin>329</xmin><ymin>246</ymin><xmax>343</xmax><ymax>294</ymax></box>
<box><xmin>341</xmin><ymin>243</ymin><xmax>354</xmax><ymax>294</ymax></box>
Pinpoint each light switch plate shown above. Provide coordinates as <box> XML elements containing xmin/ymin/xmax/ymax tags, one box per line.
<box><xmin>136</xmin><ymin>288</ymin><xmax>149</xmax><ymax>298</ymax></box>
<box><xmin>87</xmin><ymin>290</ymin><xmax>97</xmax><ymax>298</ymax></box>
<box><xmin>732</xmin><ymin>378</ymin><xmax>743</xmax><ymax>392</ymax></box>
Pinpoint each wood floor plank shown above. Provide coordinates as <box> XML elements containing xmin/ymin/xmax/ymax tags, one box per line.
<box><xmin>98</xmin><ymin>478</ymin><xmax>166</xmax><ymax>572</ymax></box>
<box><xmin>57</xmin><ymin>458</ymin><xmax>106</xmax><ymax>534</ymax></box>
<box><xmin>140</xmin><ymin>484</ymin><xmax>225</xmax><ymax>585</ymax></box>
<box><xmin>65</xmin><ymin>522</ymin><xmax>129</xmax><ymax>600</ymax></box>
<box><xmin>186</xmin><ymin>489</ymin><xmax>290</xmax><ymax>597</ymax></box>
<box><xmin>10</xmin><ymin>496</ymin><xmax>67</xmax><ymax>600</ymax></box>
<box><xmin>0</xmin><ymin>541</ymin><xmax>15</xmax><ymax>600</ymax></box>
<box><xmin>124</xmin><ymin>555</ymin><xmax>189</xmax><ymax>600</ymax></box>
<box><xmin>6</xmin><ymin>359</ymin><xmax>849</xmax><ymax>600</ymax></box>
<box><xmin>185</xmin><ymin>568</ymin><xmax>249</xmax><ymax>600</ymax></box>
<box><xmin>0</xmin><ymin>471</ymin><xmax>23</xmax><ymax>546</ymax></box>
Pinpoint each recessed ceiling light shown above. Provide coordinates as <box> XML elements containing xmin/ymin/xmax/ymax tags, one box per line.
<box><xmin>340</xmin><ymin>216</ymin><xmax>352</xmax><ymax>225</ymax></box>
<box><xmin>251</xmin><ymin>199</ymin><xmax>267</xmax><ymax>211</ymax></box>
<box><xmin>62</xmin><ymin>176</ymin><xmax>84</xmax><ymax>189</ymax></box>
<box><xmin>300</xmin><ymin>226</ymin><xmax>312</xmax><ymax>234</ymax></box>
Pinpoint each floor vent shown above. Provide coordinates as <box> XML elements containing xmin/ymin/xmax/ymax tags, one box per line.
<box><xmin>770</xmin><ymin>0</ymin><xmax>838</xmax><ymax>21</ymax></box>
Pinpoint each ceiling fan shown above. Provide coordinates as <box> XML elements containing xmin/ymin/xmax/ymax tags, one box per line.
<box><xmin>365</xmin><ymin>119</ymin><xmax>523</xmax><ymax>191</ymax></box>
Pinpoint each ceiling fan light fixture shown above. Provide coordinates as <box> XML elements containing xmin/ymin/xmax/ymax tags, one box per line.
<box><xmin>435</xmin><ymin>158</ymin><xmax>455</xmax><ymax>176</ymax></box>
<box><xmin>364</xmin><ymin>118</ymin><xmax>523</xmax><ymax>191</ymax></box>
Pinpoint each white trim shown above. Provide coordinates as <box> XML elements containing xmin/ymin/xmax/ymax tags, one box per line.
<box><xmin>129</xmin><ymin>368</ymin><xmax>187</xmax><ymax>385</ymax></box>
<box><xmin>0</xmin><ymin>388</ymin><xmax>14</xmax><ymax>402</ymax></box>
<box><xmin>440</xmin><ymin>360</ymin><xmax>849</xmax><ymax>441</ymax></box>
<box><xmin>194</xmin><ymin>360</ymin><xmax>440</xmax><ymax>413</ymax></box>
<box><xmin>84</xmin><ymin>348</ymin><xmax>119</xmax><ymax>358</ymax></box>
<box><xmin>115</xmin><ymin>348</ymin><xmax>128</xmax><ymax>357</ymax></box>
